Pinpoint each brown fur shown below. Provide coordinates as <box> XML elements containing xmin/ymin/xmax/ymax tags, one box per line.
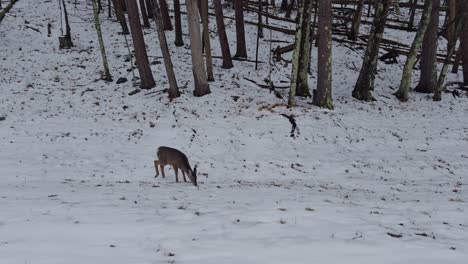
<box><xmin>154</xmin><ymin>146</ymin><xmax>197</xmax><ymax>186</ymax></box>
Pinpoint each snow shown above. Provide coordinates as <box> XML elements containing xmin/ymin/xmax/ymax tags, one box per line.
<box><xmin>1</xmin><ymin>0</ymin><xmax>467</xmax><ymax>263</ymax></box>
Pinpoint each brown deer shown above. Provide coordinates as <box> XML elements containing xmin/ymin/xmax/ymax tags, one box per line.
<box><xmin>154</xmin><ymin>146</ymin><xmax>198</xmax><ymax>186</ymax></box>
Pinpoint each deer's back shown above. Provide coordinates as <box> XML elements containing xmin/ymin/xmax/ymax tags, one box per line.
<box><xmin>157</xmin><ymin>146</ymin><xmax>190</xmax><ymax>168</ymax></box>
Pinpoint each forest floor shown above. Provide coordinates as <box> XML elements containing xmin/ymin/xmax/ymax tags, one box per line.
<box><xmin>1</xmin><ymin>1</ymin><xmax>467</xmax><ymax>263</ymax></box>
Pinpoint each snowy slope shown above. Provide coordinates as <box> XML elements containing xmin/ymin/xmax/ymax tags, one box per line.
<box><xmin>0</xmin><ymin>1</ymin><xmax>467</xmax><ymax>263</ymax></box>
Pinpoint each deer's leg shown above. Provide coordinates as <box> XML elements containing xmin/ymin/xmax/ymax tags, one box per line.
<box><xmin>160</xmin><ymin>164</ymin><xmax>165</xmax><ymax>178</ymax></box>
<box><xmin>173</xmin><ymin>165</ymin><xmax>179</xmax><ymax>183</ymax></box>
<box><xmin>154</xmin><ymin>160</ymin><xmax>159</xmax><ymax>177</ymax></box>
<box><xmin>182</xmin><ymin>170</ymin><xmax>187</xmax><ymax>182</ymax></box>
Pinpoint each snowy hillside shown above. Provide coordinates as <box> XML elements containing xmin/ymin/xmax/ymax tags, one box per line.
<box><xmin>0</xmin><ymin>0</ymin><xmax>467</xmax><ymax>263</ymax></box>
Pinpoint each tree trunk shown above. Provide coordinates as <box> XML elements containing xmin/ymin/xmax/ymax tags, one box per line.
<box><xmin>280</xmin><ymin>0</ymin><xmax>288</xmax><ymax>11</ymax></box>
<box><xmin>352</xmin><ymin>0</ymin><xmax>391</xmax><ymax>101</ymax></box>
<box><xmin>288</xmin><ymin>0</ymin><xmax>304</xmax><ymax>106</ymax></box>
<box><xmin>461</xmin><ymin>1</ymin><xmax>468</xmax><ymax>85</ymax></box>
<box><xmin>349</xmin><ymin>0</ymin><xmax>365</xmax><ymax>40</ymax></box>
<box><xmin>408</xmin><ymin>0</ymin><xmax>418</xmax><ymax>30</ymax></box>
<box><xmin>285</xmin><ymin>0</ymin><xmax>295</xmax><ymax>19</ymax></box>
<box><xmin>174</xmin><ymin>0</ymin><xmax>184</xmax><ymax>46</ymax></box>
<box><xmin>93</xmin><ymin>0</ymin><xmax>112</xmax><ymax>81</ymax></box>
<box><xmin>159</xmin><ymin>0</ymin><xmax>173</xmax><ymax>30</ymax></box>
<box><xmin>214</xmin><ymin>0</ymin><xmax>233</xmax><ymax>69</ymax></box>
<box><xmin>234</xmin><ymin>0</ymin><xmax>247</xmax><ymax>58</ymax></box>
<box><xmin>146</xmin><ymin>0</ymin><xmax>154</xmax><ymax>18</ymax></box>
<box><xmin>114</xmin><ymin>0</ymin><xmax>130</xmax><ymax>34</ymax></box>
<box><xmin>125</xmin><ymin>0</ymin><xmax>156</xmax><ymax>89</ymax></box>
<box><xmin>108</xmin><ymin>0</ymin><xmax>112</xmax><ymax>18</ymax></box>
<box><xmin>61</xmin><ymin>0</ymin><xmax>74</xmax><ymax>48</ymax></box>
<box><xmin>201</xmin><ymin>0</ymin><xmax>214</xmax><ymax>81</ymax></box>
<box><xmin>297</xmin><ymin>0</ymin><xmax>313</xmax><ymax>97</ymax></box>
<box><xmin>394</xmin><ymin>0</ymin><xmax>433</xmax><ymax>102</ymax></box>
<box><xmin>433</xmin><ymin>1</ymin><xmax>463</xmax><ymax>101</ymax></box>
<box><xmin>447</xmin><ymin>0</ymin><xmax>456</xmax><ymax>51</ymax></box>
<box><xmin>186</xmin><ymin>0</ymin><xmax>211</xmax><ymax>96</ymax></box>
<box><xmin>313</xmin><ymin>0</ymin><xmax>333</xmax><ymax>109</ymax></box>
<box><xmin>139</xmin><ymin>0</ymin><xmax>151</xmax><ymax>28</ymax></box>
<box><xmin>151</xmin><ymin>0</ymin><xmax>180</xmax><ymax>98</ymax></box>
<box><xmin>415</xmin><ymin>0</ymin><xmax>439</xmax><ymax>93</ymax></box>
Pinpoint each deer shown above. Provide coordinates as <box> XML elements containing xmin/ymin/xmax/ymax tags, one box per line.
<box><xmin>154</xmin><ymin>146</ymin><xmax>198</xmax><ymax>186</ymax></box>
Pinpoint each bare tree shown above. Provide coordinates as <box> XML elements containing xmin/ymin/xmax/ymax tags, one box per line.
<box><xmin>349</xmin><ymin>0</ymin><xmax>365</xmax><ymax>40</ymax></box>
<box><xmin>461</xmin><ymin>1</ymin><xmax>468</xmax><ymax>85</ymax></box>
<box><xmin>92</xmin><ymin>0</ymin><xmax>112</xmax><ymax>81</ymax></box>
<box><xmin>201</xmin><ymin>0</ymin><xmax>214</xmax><ymax>81</ymax></box>
<box><xmin>174</xmin><ymin>0</ymin><xmax>184</xmax><ymax>46</ymax></box>
<box><xmin>139</xmin><ymin>0</ymin><xmax>151</xmax><ymax>28</ymax></box>
<box><xmin>113</xmin><ymin>0</ymin><xmax>130</xmax><ymax>34</ymax></box>
<box><xmin>313</xmin><ymin>0</ymin><xmax>333</xmax><ymax>109</ymax></box>
<box><xmin>159</xmin><ymin>0</ymin><xmax>173</xmax><ymax>30</ymax></box>
<box><xmin>352</xmin><ymin>0</ymin><xmax>392</xmax><ymax>101</ymax></box>
<box><xmin>186</xmin><ymin>0</ymin><xmax>210</xmax><ymax>96</ymax></box>
<box><xmin>214</xmin><ymin>0</ymin><xmax>233</xmax><ymax>69</ymax></box>
<box><xmin>415</xmin><ymin>0</ymin><xmax>440</xmax><ymax>93</ymax></box>
<box><xmin>394</xmin><ymin>0</ymin><xmax>433</xmax><ymax>102</ymax></box>
<box><xmin>233</xmin><ymin>0</ymin><xmax>247</xmax><ymax>58</ymax></box>
<box><xmin>125</xmin><ymin>0</ymin><xmax>156</xmax><ymax>89</ymax></box>
<box><xmin>151</xmin><ymin>0</ymin><xmax>179</xmax><ymax>98</ymax></box>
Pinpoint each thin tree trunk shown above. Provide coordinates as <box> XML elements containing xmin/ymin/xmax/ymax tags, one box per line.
<box><xmin>146</xmin><ymin>0</ymin><xmax>154</xmax><ymax>18</ymax></box>
<box><xmin>125</xmin><ymin>0</ymin><xmax>156</xmax><ymax>89</ymax></box>
<box><xmin>313</xmin><ymin>0</ymin><xmax>333</xmax><ymax>109</ymax></box>
<box><xmin>108</xmin><ymin>0</ymin><xmax>112</xmax><ymax>18</ymax></box>
<box><xmin>214</xmin><ymin>0</ymin><xmax>233</xmax><ymax>69</ymax></box>
<box><xmin>174</xmin><ymin>0</ymin><xmax>184</xmax><ymax>46</ymax></box>
<box><xmin>280</xmin><ymin>0</ymin><xmax>288</xmax><ymax>11</ymax></box>
<box><xmin>461</xmin><ymin>1</ymin><xmax>468</xmax><ymax>85</ymax></box>
<box><xmin>93</xmin><ymin>0</ymin><xmax>112</xmax><ymax>81</ymax></box>
<box><xmin>257</xmin><ymin>0</ymin><xmax>264</xmax><ymax>39</ymax></box>
<box><xmin>352</xmin><ymin>0</ymin><xmax>391</xmax><ymax>101</ymax></box>
<box><xmin>415</xmin><ymin>0</ymin><xmax>439</xmax><ymax>93</ymax></box>
<box><xmin>234</xmin><ymin>0</ymin><xmax>247</xmax><ymax>58</ymax></box>
<box><xmin>433</xmin><ymin>3</ymin><xmax>463</xmax><ymax>101</ymax></box>
<box><xmin>201</xmin><ymin>0</ymin><xmax>214</xmax><ymax>81</ymax></box>
<box><xmin>114</xmin><ymin>0</ymin><xmax>130</xmax><ymax>34</ymax></box>
<box><xmin>285</xmin><ymin>0</ymin><xmax>295</xmax><ymax>19</ymax></box>
<box><xmin>394</xmin><ymin>0</ymin><xmax>433</xmax><ymax>102</ymax></box>
<box><xmin>151</xmin><ymin>0</ymin><xmax>180</xmax><ymax>98</ymax></box>
<box><xmin>186</xmin><ymin>0</ymin><xmax>211</xmax><ymax>96</ymax></box>
<box><xmin>159</xmin><ymin>0</ymin><xmax>173</xmax><ymax>30</ymax></box>
<box><xmin>349</xmin><ymin>0</ymin><xmax>365</xmax><ymax>40</ymax></box>
<box><xmin>139</xmin><ymin>0</ymin><xmax>151</xmax><ymax>28</ymax></box>
<box><xmin>408</xmin><ymin>0</ymin><xmax>418</xmax><ymax>30</ymax></box>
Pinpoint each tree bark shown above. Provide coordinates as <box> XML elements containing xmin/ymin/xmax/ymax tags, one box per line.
<box><xmin>125</xmin><ymin>0</ymin><xmax>156</xmax><ymax>89</ymax></box>
<box><xmin>461</xmin><ymin>1</ymin><xmax>468</xmax><ymax>85</ymax></box>
<box><xmin>159</xmin><ymin>0</ymin><xmax>173</xmax><ymax>30</ymax></box>
<box><xmin>186</xmin><ymin>0</ymin><xmax>211</xmax><ymax>96</ymax></box>
<box><xmin>288</xmin><ymin>0</ymin><xmax>305</xmax><ymax>107</ymax></box>
<box><xmin>352</xmin><ymin>0</ymin><xmax>391</xmax><ymax>101</ymax></box>
<box><xmin>234</xmin><ymin>0</ymin><xmax>248</xmax><ymax>58</ymax></box>
<box><xmin>151</xmin><ymin>0</ymin><xmax>180</xmax><ymax>98</ymax></box>
<box><xmin>313</xmin><ymin>0</ymin><xmax>333</xmax><ymax>109</ymax></box>
<box><xmin>415</xmin><ymin>0</ymin><xmax>439</xmax><ymax>93</ymax></box>
<box><xmin>394</xmin><ymin>0</ymin><xmax>433</xmax><ymax>102</ymax></box>
<box><xmin>114</xmin><ymin>0</ymin><xmax>130</xmax><ymax>34</ymax></box>
<box><xmin>214</xmin><ymin>0</ymin><xmax>233</xmax><ymax>69</ymax></box>
<box><xmin>201</xmin><ymin>0</ymin><xmax>214</xmax><ymax>81</ymax></box>
<box><xmin>297</xmin><ymin>0</ymin><xmax>313</xmax><ymax>97</ymax></box>
<box><xmin>174</xmin><ymin>0</ymin><xmax>184</xmax><ymax>46</ymax></box>
<box><xmin>145</xmin><ymin>0</ymin><xmax>154</xmax><ymax>18</ymax></box>
<box><xmin>139</xmin><ymin>0</ymin><xmax>151</xmax><ymax>28</ymax></box>
<box><xmin>349</xmin><ymin>0</ymin><xmax>365</xmax><ymax>40</ymax></box>
<box><xmin>93</xmin><ymin>0</ymin><xmax>112</xmax><ymax>81</ymax></box>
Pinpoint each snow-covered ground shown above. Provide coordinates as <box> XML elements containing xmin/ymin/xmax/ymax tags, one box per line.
<box><xmin>1</xmin><ymin>1</ymin><xmax>467</xmax><ymax>263</ymax></box>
